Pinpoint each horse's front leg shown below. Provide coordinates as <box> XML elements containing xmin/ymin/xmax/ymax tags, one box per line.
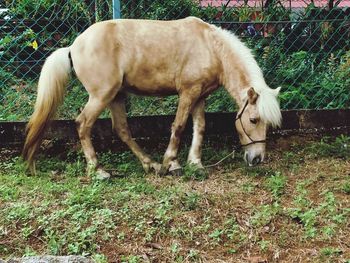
<box><xmin>187</xmin><ymin>99</ymin><xmax>205</xmax><ymax>169</ymax></box>
<box><xmin>109</xmin><ymin>94</ymin><xmax>161</xmax><ymax>174</ymax></box>
<box><xmin>160</xmin><ymin>90</ymin><xmax>200</xmax><ymax>176</ymax></box>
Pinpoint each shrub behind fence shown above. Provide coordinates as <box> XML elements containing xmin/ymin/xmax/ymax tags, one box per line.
<box><xmin>0</xmin><ymin>0</ymin><xmax>349</xmax><ymax>121</ymax></box>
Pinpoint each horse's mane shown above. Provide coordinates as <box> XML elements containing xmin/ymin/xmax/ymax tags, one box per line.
<box><xmin>213</xmin><ymin>26</ymin><xmax>282</xmax><ymax>128</ymax></box>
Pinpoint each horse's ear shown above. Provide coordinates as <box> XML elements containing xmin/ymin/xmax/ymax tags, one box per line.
<box><xmin>247</xmin><ymin>87</ymin><xmax>258</xmax><ymax>104</ymax></box>
<box><xmin>273</xmin><ymin>87</ymin><xmax>281</xmax><ymax>97</ymax></box>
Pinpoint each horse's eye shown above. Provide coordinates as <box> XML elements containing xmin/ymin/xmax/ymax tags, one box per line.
<box><xmin>250</xmin><ymin>118</ymin><xmax>258</xmax><ymax>124</ymax></box>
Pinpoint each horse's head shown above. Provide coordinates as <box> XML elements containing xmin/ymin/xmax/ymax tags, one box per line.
<box><xmin>235</xmin><ymin>87</ymin><xmax>281</xmax><ymax>166</ymax></box>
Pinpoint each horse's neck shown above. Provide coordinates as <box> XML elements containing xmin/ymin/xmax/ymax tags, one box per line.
<box><xmin>218</xmin><ymin>49</ymin><xmax>251</xmax><ymax>108</ymax></box>
<box><xmin>215</xmin><ymin>28</ymin><xmax>265</xmax><ymax>107</ymax></box>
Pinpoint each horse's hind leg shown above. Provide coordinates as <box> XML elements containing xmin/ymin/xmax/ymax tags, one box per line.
<box><xmin>76</xmin><ymin>93</ymin><xmax>117</xmax><ymax>180</ymax></box>
<box><xmin>187</xmin><ymin>99</ymin><xmax>205</xmax><ymax>168</ymax></box>
<box><xmin>109</xmin><ymin>94</ymin><xmax>161</xmax><ymax>174</ymax></box>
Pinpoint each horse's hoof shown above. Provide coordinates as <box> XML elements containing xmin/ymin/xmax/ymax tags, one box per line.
<box><xmin>158</xmin><ymin>166</ymin><xmax>168</xmax><ymax>176</ymax></box>
<box><xmin>143</xmin><ymin>161</ymin><xmax>162</xmax><ymax>174</ymax></box>
<box><xmin>95</xmin><ymin>169</ymin><xmax>111</xmax><ymax>181</ymax></box>
<box><xmin>170</xmin><ymin>168</ymin><xmax>183</xmax><ymax>177</ymax></box>
<box><xmin>142</xmin><ymin>163</ymin><xmax>150</xmax><ymax>173</ymax></box>
<box><xmin>151</xmin><ymin>162</ymin><xmax>162</xmax><ymax>174</ymax></box>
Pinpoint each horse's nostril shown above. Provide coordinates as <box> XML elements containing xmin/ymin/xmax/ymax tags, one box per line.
<box><xmin>252</xmin><ymin>156</ymin><xmax>261</xmax><ymax>166</ymax></box>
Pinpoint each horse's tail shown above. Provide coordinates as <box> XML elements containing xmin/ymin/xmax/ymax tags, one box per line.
<box><xmin>23</xmin><ymin>47</ymin><xmax>72</xmax><ymax>173</ymax></box>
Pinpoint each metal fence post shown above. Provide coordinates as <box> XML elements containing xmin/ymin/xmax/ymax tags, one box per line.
<box><xmin>113</xmin><ymin>0</ymin><xmax>121</xmax><ymax>19</ymax></box>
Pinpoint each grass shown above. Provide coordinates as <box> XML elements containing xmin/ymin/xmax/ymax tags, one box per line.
<box><xmin>0</xmin><ymin>135</ymin><xmax>350</xmax><ymax>262</ymax></box>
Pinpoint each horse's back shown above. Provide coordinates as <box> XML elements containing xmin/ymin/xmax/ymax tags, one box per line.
<box><xmin>72</xmin><ymin>16</ymin><xmax>212</xmax><ymax>56</ymax></box>
<box><xmin>71</xmin><ymin>17</ymin><xmax>220</xmax><ymax>96</ymax></box>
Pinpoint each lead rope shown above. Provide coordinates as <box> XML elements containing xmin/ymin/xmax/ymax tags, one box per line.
<box><xmin>204</xmin><ymin>150</ymin><xmax>236</xmax><ymax>168</ymax></box>
<box><xmin>203</xmin><ymin>102</ymin><xmax>246</xmax><ymax>169</ymax></box>
<box><xmin>202</xmin><ymin>104</ymin><xmax>245</xmax><ymax>169</ymax></box>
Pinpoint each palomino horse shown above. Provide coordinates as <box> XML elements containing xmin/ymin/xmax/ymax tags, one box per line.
<box><xmin>23</xmin><ymin>17</ymin><xmax>282</xmax><ymax>179</ymax></box>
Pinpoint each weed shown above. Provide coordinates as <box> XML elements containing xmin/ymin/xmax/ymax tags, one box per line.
<box><xmin>0</xmin><ymin>156</ymin><xmax>27</xmax><ymax>175</ymax></box>
<box><xmin>153</xmin><ymin>196</ymin><xmax>174</xmax><ymax>227</ymax></box>
<box><xmin>65</xmin><ymin>160</ymin><xmax>85</xmax><ymax>177</ymax></box>
<box><xmin>192</xmin><ymin>216</ymin><xmax>212</xmax><ymax>237</ymax></box>
<box><xmin>187</xmin><ymin>249</ymin><xmax>200</xmax><ymax>260</ymax></box>
<box><xmin>144</xmin><ymin>226</ymin><xmax>158</xmax><ymax>241</ymax></box>
<box><xmin>121</xmin><ymin>255</ymin><xmax>141</xmax><ymax>263</ymax></box>
<box><xmin>36</xmin><ymin>157</ymin><xmax>67</xmax><ymax>174</ymax></box>
<box><xmin>227</xmin><ymin>248</ymin><xmax>237</xmax><ymax>254</ymax></box>
<box><xmin>288</xmin><ymin>184</ymin><xmax>349</xmax><ymax>239</ymax></box>
<box><xmin>288</xmin><ymin>180</ymin><xmax>317</xmax><ymax>238</ymax></box>
<box><xmin>251</xmin><ymin>202</ymin><xmax>280</xmax><ymax>227</ymax></box>
<box><xmin>92</xmin><ymin>254</ymin><xmax>108</xmax><ymax>263</ymax></box>
<box><xmin>6</xmin><ymin>202</ymin><xmax>33</xmax><ymax>222</ymax></box>
<box><xmin>320</xmin><ymin>247</ymin><xmax>342</xmax><ymax>256</ymax></box>
<box><xmin>99</xmin><ymin>151</ymin><xmax>144</xmax><ymax>175</ymax></box>
<box><xmin>307</xmin><ymin>135</ymin><xmax>350</xmax><ymax>159</ymax></box>
<box><xmin>65</xmin><ymin>183</ymin><xmax>103</xmax><ymax>208</ymax></box>
<box><xmin>46</xmin><ymin>231</ymin><xmax>62</xmax><ymax>255</ymax></box>
<box><xmin>183</xmin><ymin>164</ymin><xmax>208</xmax><ymax>181</ymax></box>
<box><xmin>0</xmin><ymin>185</ymin><xmax>20</xmax><ymax>201</ymax></box>
<box><xmin>258</xmin><ymin>240</ymin><xmax>270</xmax><ymax>252</ymax></box>
<box><xmin>241</xmin><ymin>182</ymin><xmax>257</xmax><ymax>193</ymax></box>
<box><xmin>281</xmin><ymin>151</ymin><xmax>298</xmax><ymax>163</ymax></box>
<box><xmin>289</xmin><ymin>207</ymin><xmax>318</xmax><ymax>237</ymax></box>
<box><xmin>23</xmin><ymin>246</ymin><xmax>37</xmax><ymax>257</ymax></box>
<box><xmin>281</xmin><ymin>151</ymin><xmax>302</xmax><ymax>171</ymax></box>
<box><xmin>243</xmin><ymin>166</ymin><xmax>275</xmax><ymax>177</ymax></box>
<box><xmin>265</xmin><ymin>172</ymin><xmax>287</xmax><ymax>198</ymax></box>
<box><xmin>171</xmin><ymin>242</ymin><xmax>180</xmax><ymax>254</ymax></box>
<box><xmin>321</xmin><ymin>224</ymin><xmax>336</xmax><ymax>239</ymax></box>
<box><xmin>224</xmin><ymin>218</ymin><xmax>241</xmax><ymax>241</ymax></box>
<box><xmin>21</xmin><ymin>225</ymin><xmax>34</xmax><ymax>239</ymax></box>
<box><xmin>293</xmin><ymin>179</ymin><xmax>313</xmax><ymax>207</ymax></box>
<box><xmin>181</xmin><ymin>192</ymin><xmax>201</xmax><ymax>211</ymax></box>
<box><xmin>342</xmin><ymin>182</ymin><xmax>350</xmax><ymax>194</ymax></box>
<box><xmin>209</xmin><ymin>228</ymin><xmax>224</xmax><ymax>243</ymax></box>
<box><xmin>117</xmin><ymin>232</ymin><xmax>125</xmax><ymax>241</ymax></box>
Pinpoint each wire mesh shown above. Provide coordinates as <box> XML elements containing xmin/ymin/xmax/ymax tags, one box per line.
<box><xmin>0</xmin><ymin>0</ymin><xmax>111</xmax><ymax>121</ymax></box>
<box><xmin>0</xmin><ymin>0</ymin><xmax>349</xmax><ymax>121</ymax></box>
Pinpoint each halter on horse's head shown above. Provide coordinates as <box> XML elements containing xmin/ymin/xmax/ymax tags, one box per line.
<box><xmin>235</xmin><ymin>87</ymin><xmax>281</xmax><ymax>166</ymax></box>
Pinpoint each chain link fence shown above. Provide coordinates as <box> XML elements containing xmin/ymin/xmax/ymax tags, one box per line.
<box><xmin>1</xmin><ymin>0</ymin><xmax>349</xmax><ymax>121</ymax></box>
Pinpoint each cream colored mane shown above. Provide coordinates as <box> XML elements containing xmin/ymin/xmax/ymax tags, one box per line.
<box><xmin>214</xmin><ymin>26</ymin><xmax>282</xmax><ymax>128</ymax></box>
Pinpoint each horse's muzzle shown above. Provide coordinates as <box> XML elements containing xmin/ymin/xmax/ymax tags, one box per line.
<box><xmin>244</xmin><ymin>151</ymin><xmax>263</xmax><ymax>166</ymax></box>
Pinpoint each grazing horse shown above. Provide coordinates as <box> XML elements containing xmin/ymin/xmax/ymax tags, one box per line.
<box><xmin>22</xmin><ymin>17</ymin><xmax>282</xmax><ymax>179</ymax></box>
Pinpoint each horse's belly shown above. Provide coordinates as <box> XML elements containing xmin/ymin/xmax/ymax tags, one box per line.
<box><xmin>123</xmin><ymin>85</ymin><xmax>177</xmax><ymax>96</ymax></box>
<box><xmin>123</xmin><ymin>71</ymin><xmax>177</xmax><ymax>96</ymax></box>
